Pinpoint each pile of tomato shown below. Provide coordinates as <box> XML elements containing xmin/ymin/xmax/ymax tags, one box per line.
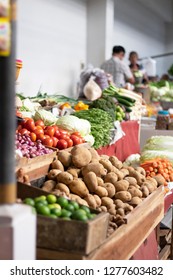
<box><xmin>16</xmin><ymin>118</ymin><xmax>85</xmax><ymax>149</ymax></box>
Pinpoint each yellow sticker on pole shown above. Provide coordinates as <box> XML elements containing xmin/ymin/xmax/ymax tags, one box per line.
<box><xmin>0</xmin><ymin>0</ymin><xmax>10</xmax><ymax>56</ymax></box>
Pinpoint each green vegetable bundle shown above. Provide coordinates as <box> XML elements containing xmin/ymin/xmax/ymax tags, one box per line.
<box><xmin>73</xmin><ymin>108</ymin><xmax>114</xmax><ymax>149</ymax></box>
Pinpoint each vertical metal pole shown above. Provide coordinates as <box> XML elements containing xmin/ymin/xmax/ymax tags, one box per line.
<box><xmin>0</xmin><ymin>0</ymin><xmax>16</xmax><ymax>203</ymax></box>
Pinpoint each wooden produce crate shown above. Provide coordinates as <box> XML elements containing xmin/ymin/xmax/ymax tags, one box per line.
<box><xmin>36</xmin><ymin>186</ymin><xmax>164</xmax><ymax>260</ymax></box>
<box><xmin>16</xmin><ymin>149</ymin><xmax>57</xmax><ymax>181</ymax></box>
<box><xmin>17</xmin><ymin>182</ymin><xmax>109</xmax><ymax>256</ymax></box>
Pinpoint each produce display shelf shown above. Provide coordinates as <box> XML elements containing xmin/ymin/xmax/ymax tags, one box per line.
<box><xmin>36</xmin><ymin>187</ymin><xmax>164</xmax><ymax>260</ymax></box>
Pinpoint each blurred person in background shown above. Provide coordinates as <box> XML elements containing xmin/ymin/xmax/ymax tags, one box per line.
<box><xmin>101</xmin><ymin>45</ymin><xmax>134</xmax><ymax>88</ymax></box>
<box><xmin>129</xmin><ymin>51</ymin><xmax>148</xmax><ymax>84</ymax></box>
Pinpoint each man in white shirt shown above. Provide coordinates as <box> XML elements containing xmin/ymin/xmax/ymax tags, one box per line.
<box><xmin>101</xmin><ymin>46</ymin><xmax>135</xmax><ymax>87</ymax></box>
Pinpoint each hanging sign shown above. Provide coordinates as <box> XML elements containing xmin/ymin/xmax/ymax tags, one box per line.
<box><xmin>0</xmin><ymin>0</ymin><xmax>10</xmax><ymax>57</ymax></box>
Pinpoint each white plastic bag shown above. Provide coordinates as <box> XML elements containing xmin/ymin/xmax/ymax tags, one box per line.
<box><xmin>83</xmin><ymin>76</ymin><xmax>102</xmax><ymax>101</ymax></box>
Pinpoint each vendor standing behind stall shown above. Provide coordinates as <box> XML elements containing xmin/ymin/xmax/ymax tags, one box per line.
<box><xmin>100</xmin><ymin>46</ymin><xmax>135</xmax><ymax>87</ymax></box>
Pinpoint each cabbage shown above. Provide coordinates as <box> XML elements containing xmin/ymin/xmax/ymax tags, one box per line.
<box><xmin>140</xmin><ymin>150</ymin><xmax>173</xmax><ymax>164</ymax></box>
<box><xmin>83</xmin><ymin>134</ymin><xmax>95</xmax><ymax>146</ymax></box>
<box><xmin>56</xmin><ymin>115</ymin><xmax>91</xmax><ymax>136</ymax></box>
<box><xmin>34</xmin><ymin>109</ymin><xmax>57</xmax><ymax>126</ymax></box>
<box><xmin>124</xmin><ymin>154</ymin><xmax>141</xmax><ymax>167</ymax></box>
<box><xmin>141</xmin><ymin>136</ymin><xmax>173</xmax><ymax>163</ymax></box>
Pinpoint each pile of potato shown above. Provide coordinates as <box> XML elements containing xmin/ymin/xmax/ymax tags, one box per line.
<box><xmin>41</xmin><ymin>146</ymin><xmax>160</xmax><ymax>233</ymax></box>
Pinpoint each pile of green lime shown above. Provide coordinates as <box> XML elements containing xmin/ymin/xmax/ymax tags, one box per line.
<box><xmin>23</xmin><ymin>195</ymin><xmax>96</xmax><ymax>222</ymax></box>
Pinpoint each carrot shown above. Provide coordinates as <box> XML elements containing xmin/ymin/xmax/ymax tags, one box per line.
<box><xmin>150</xmin><ymin>172</ymin><xmax>156</xmax><ymax>177</ymax></box>
<box><xmin>149</xmin><ymin>166</ymin><xmax>153</xmax><ymax>172</ymax></box>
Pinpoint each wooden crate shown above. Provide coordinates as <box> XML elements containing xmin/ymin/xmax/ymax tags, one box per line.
<box><xmin>37</xmin><ymin>186</ymin><xmax>164</xmax><ymax>260</ymax></box>
<box><xmin>17</xmin><ymin>182</ymin><xmax>109</xmax><ymax>255</ymax></box>
<box><xmin>16</xmin><ymin>150</ymin><xmax>57</xmax><ymax>181</ymax></box>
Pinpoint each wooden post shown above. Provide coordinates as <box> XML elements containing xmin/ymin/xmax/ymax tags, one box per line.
<box><xmin>0</xmin><ymin>0</ymin><xmax>16</xmax><ymax>203</ymax></box>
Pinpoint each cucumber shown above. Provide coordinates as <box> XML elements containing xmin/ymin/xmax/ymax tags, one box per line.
<box><xmin>113</xmin><ymin>94</ymin><xmax>136</xmax><ymax>104</ymax></box>
<box><xmin>115</xmin><ymin>96</ymin><xmax>134</xmax><ymax>107</ymax></box>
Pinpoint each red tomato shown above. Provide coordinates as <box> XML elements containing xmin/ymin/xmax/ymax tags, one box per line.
<box><xmin>71</xmin><ymin>132</ymin><xmax>81</xmax><ymax>137</ymax></box>
<box><xmin>59</xmin><ymin>129</ymin><xmax>70</xmax><ymax>136</ymax></box>
<box><xmin>44</xmin><ymin>126</ymin><xmax>55</xmax><ymax>137</ymax></box>
<box><xmin>70</xmin><ymin>135</ymin><xmax>83</xmax><ymax>145</ymax></box>
<box><xmin>66</xmin><ymin>138</ymin><xmax>73</xmax><ymax>148</ymax></box>
<box><xmin>57</xmin><ymin>139</ymin><xmax>68</xmax><ymax>150</ymax></box>
<box><xmin>52</xmin><ymin>137</ymin><xmax>58</xmax><ymax>147</ymax></box>
<box><xmin>24</xmin><ymin>119</ymin><xmax>35</xmax><ymax>132</ymax></box>
<box><xmin>59</xmin><ymin>133</ymin><xmax>70</xmax><ymax>141</ymax></box>
<box><xmin>30</xmin><ymin>132</ymin><xmax>37</xmax><ymax>142</ymax></box>
<box><xmin>35</xmin><ymin>120</ymin><xmax>44</xmax><ymax>128</ymax></box>
<box><xmin>54</xmin><ymin>129</ymin><xmax>60</xmax><ymax>138</ymax></box>
<box><xmin>33</xmin><ymin>126</ymin><xmax>44</xmax><ymax>135</ymax></box>
<box><xmin>18</xmin><ymin>128</ymin><xmax>30</xmax><ymax>135</ymax></box>
<box><xmin>52</xmin><ymin>125</ymin><xmax>59</xmax><ymax>131</ymax></box>
<box><xmin>37</xmin><ymin>133</ymin><xmax>46</xmax><ymax>141</ymax></box>
<box><xmin>42</xmin><ymin>137</ymin><xmax>53</xmax><ymax>147</ymax></box>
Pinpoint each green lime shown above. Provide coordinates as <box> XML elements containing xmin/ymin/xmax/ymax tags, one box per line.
<box><xmin>48</xmin><ymin>214</ymin><xmax>57</xmax><ymax>219</ymax></box>
<box><xmin>23</xmin><ymin>198</ymin><xmax>35</xmax><ymax>207</ymax></box>
<box><xmin>56</xmin><ymin>197</ymin><xmax>68</xmax><ymax>208</ymax></box>
<box><xmin>34</xmin><ymin>195</ymin><xmax>46</xmax><ymax>203</ymax></box>
<box><xmin>36</xmin><ymin>205</ymin><xmax>50</xmax><ymax>216</ymax></box>
<box><xmin>65</xmin><ymin>204</ymin><xmax>75</xmax><ymax>212</ymax></box>
<box><xmin>48</xmin><ymin>204</ymin><xmax>57</xmax><ymax>210</ymax></box>
<box><xmin>87</xmin><ymin>213</ymin><xmax>97</xmax><ymax>219</ymax></box>
<box><xmin>69</xmin><ymin>201</ymin><xmax>79</xmax><ymax>210</ymax></box>
<box><xmin>51</xmin><ymin>208</ymin><xmax>61</xmax><ymax>217</ymax></box>
<box><xmin>46</xmin><ymin>194</ymin><xmax>57</xmax><ymax>204</ymax></box>
<box><xmin>51</xmin><ymin>203</ymin><xmax>61</xmax><ymax>210</ymax></box>
<box><xmin>80</xmin><ymin>205</ymin><xmax>90</xmax><ymax>215</ymax></box>
<box><xmin>72</xmin><ymin>209</ymin><xmax>88</xmax><ymax>221</ymax></box>
<box><xmin>35</xmin><ymin>200</ymin><xmax>48</xmax><ymax>208</ymax></box>
<box><xmin>60</xmin><ymin>209</ymin><xmax>72</xmax><ymax>218</ymax></box>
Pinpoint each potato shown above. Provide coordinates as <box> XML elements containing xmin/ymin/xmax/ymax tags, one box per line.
<box><xmin>111</xmin><ymin>166</ymin><xmax>124</xmax><ymax>180</ymax></box>
<box><xmin>153</xmin><ymin>174</ymin><xmax>165</xmax><ymax>186</ymax></box>
<box><xmin>128</xmin><ymin>170</ymin><xmax>146</xmax><ymax>185</ymax></box>
<box><xmin>114</xmin><ymin>191</ymin><xmax>132</xmax><ymax>202</ymax></box>
<box><xmin>42</xmin><ymin>180</ymin><xmax>56</xmax><ymax>192</ymax></box>
<box><xmin>55</xmin><ymin>183</ymin><xmax>70</xmax><ymax>196</ymax></box>
<box><xmin>68</xmin><ymin>178</ymin><xmax>89</xmax><ymax>197</ymax></box>
<box><xmin>141</xmin><ymin>182</ymin><xmax>156</xmax><ymax>194</ymax></box>
<box><xmin>116</xmin><ymin>208</ymin><xmax>125</xmax><ymax>217</ymax></box>
<box><xmin>140</xmin><ymin>186</ymin><xmax>149</xmax><ymax>198</ymax></box>
<box><xmin>67</xmin><ymin>167</ymin><xmax>80</xmax><ymax>178</ymax></box>
<box><xmin>100</xmin><ymin>155</ymin><xmax>109</xmax><ymax>160</ymax></box>
<box><xmin>109</xmin><ymin>156</ymin><xmax>123</xmax><ymax>169</ymax></box>
<box><xmin>58</xmin><ymin>151</ymin><xmax>72</xmax><ymax>167</ymax></box>
<box><xmin>71</xmin><ymin>146</ymin><xmax>92</xmax><ymax>168</ymax></box>
<box><xmin>129</xmin><ymin>196</ymin><xmax>142</xmax><ymax>207</ymax></box>
<box><xmin>95</xmin><ymin>186</ymin><xmax>108</xmax><ymax>197</ymax></box>
<box><xmin>99</xmin><ymin>158</ymin><xmax>113</xmax><ymax>172</ymax></box>
<box><xmin>51</xmin><ymin>160</ymin><xmax>64</xmax><ymax>171</ymax></box>
<box><xmin>102</xmin><ymin>183</ymin><xmax>115</xmax><ymax>198</ymax></box>
<box><xmin>84</xmin><ymin>194</ymin><xmax>97</xmax><ymax>209</ymax></box>
<box><xmin>52</xmin><ymin>189</ymin><xmax>68</xmax><ymax>197</ymax></box>
<box><xmin>99</xmin><ymin>206</ymin><xmax>107</xmax><ymax>212</ymax></box>
<box><xmin>57</xmin><ymin>172</ymin><xmax>73</xmax><ymax>185</ymax></box>
<box><xmin>83</xmin><ymin>171</ymin><xmax>98</xmax><ymax>192</ymax></box>
<box><xmin>114</xmin><ymin>199</ymin><xmax>125</xmax><ymax>209</ymax></box>
<box><xmin>89</xmin><ymin>148</ymin><xmax>100</xmax><ymax>162</ymax></box>
<box><xmin>104</xmin><ymin>172</ymin><xmax>118</xmax><ymax>185</ymax></box>
<box><xmin>114</xmin><ymin>180</ymin><xmax>129</xmax><ymax>192</ymax></box>
<box><xmin>97</xmin><ymin>177</ymin><xmax>104</xmax><ymax>187</ymax></box>
<box><xmin>93</xmin><ymin>194</ymin><xmax>101</xmax><ymax>207</ymax></box>
<box><xmin>82</xmin><ymin>162</ymin><xmax>107</xmax><ymax>177</ymax></box>
<box><xmin>47</xmin><ymin>169</ymin><xmax>62</xmax><ymax>180</ymax></box>
<box><xmin>128</xmin><ymin>186</ymin><xmax>142</xmax><ymax>198</ymax></box>
<box><xmin>124</xmin><ymin>176</ymin><xmax>137</xmax><ymax>185</ymax></box>
<box><xmin>123</xmin><ymin>203</ymin><xmax>133</xmax><ymax>212</ymax></box>
<box><xmin>108</xmin><ymin>204</ymin><xmax>116</xmax><ymax>215</ymax></box>
<box><xmin>69</xmin><ymin>193</ymin><xmax>89</xmax><ymax>206</ymax></box>
<box><xmin>135</xmin><ymin>166</ymin><xmax>146</xmax><ymax>176</ymax></box>
<box><xmin>120</xmin><ymin>168</ymin><xmax>129</xmax><ymax>178</ymax></box>
<box><xmin>146</xmin><ymin>178</ymin><xmax>158</xmax><ymax>188</ymax></box>
<box><xmin>101</xmin><ymin>197</ymin><xmax>114</xmax><ymax>208</ymax></box>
